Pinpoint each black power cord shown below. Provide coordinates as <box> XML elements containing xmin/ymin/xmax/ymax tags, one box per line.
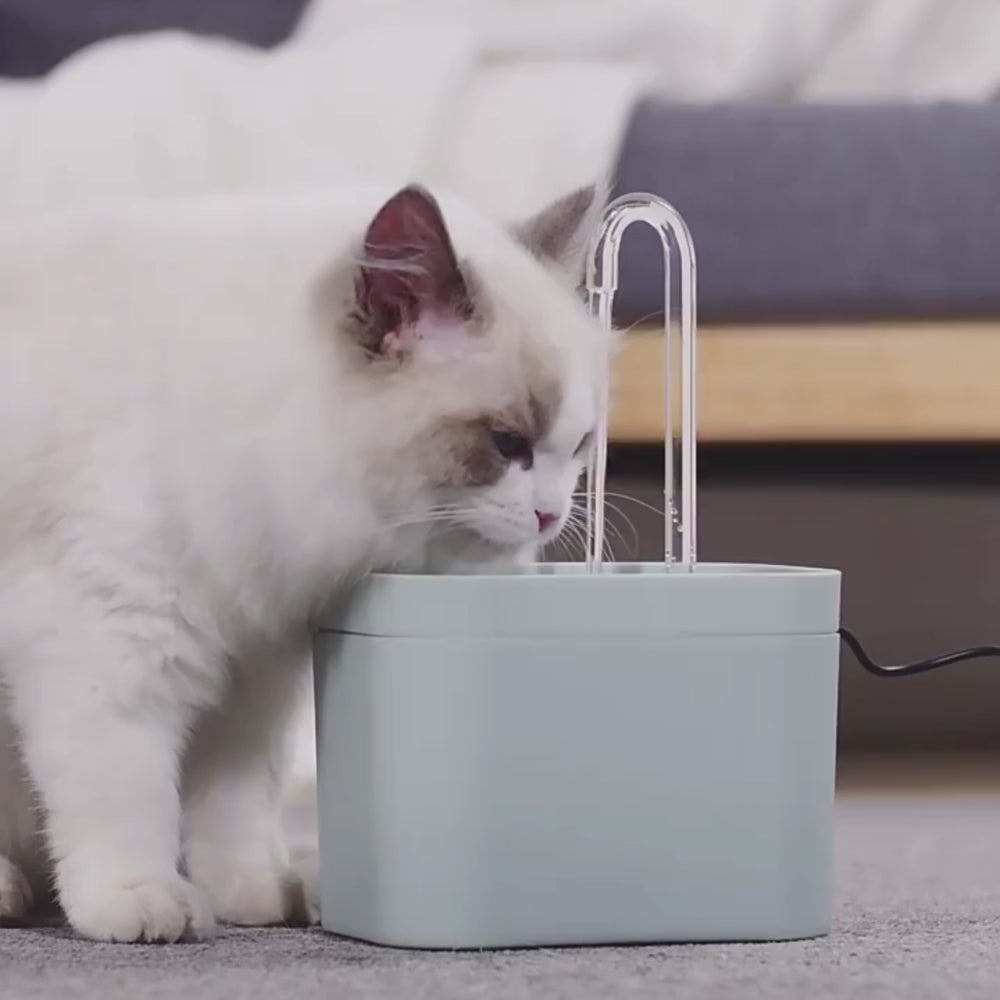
<box><xmin>839</xmin><ymin>627</ymin><xmax>1000</xmax><ymax>677</ymax></box>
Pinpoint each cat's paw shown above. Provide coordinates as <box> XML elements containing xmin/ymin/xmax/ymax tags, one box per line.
<box><xmin>0</xmin><ymin>856</ymin><xmax>32</xmax><ymax>919</ymax></box>
<box><xmin>63</xmin><ymin>875</ymin><xmax>215</xmax><ymax>943</ymax></box>
<box><xmin>196</xmin><ymin>862</ymin><xmax>317</xmax><ymax>927</ymax></box>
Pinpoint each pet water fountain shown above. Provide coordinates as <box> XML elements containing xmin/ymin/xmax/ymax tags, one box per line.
<box><xmin>312</xmin><ymin>194</ymin><xmax>842</xmax><ymax>948</ymax></box>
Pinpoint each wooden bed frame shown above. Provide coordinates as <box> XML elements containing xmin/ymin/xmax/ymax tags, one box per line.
<box><xmin>611</xmin><ymin>321</ymin><xmax>1000</xmax><ymax>443</ymax></box>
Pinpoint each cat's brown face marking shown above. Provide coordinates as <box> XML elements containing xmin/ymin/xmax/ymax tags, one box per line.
<box><xmin>419</xmin><ymin>369</ymin><xmax>563</xmax><ymax>491</ymax></box>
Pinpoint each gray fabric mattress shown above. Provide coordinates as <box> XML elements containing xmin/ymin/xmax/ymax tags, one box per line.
<box><xmin>0</xmin><ymin>0</ymin><xmax>307</xmax><ymax>77</ymax></box>
<box><xmin>612</xmin><ymin>98</ymin><xmax>1000</xmax><ymax>326</ymax></box>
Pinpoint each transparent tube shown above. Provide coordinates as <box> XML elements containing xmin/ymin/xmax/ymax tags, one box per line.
<box><xmin>584</xmin><ymin>193</ymin><xmax>698</xmax><ymax>571</ymax></box>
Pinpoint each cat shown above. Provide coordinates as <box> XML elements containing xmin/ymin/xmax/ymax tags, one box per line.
<box><xmin>0</xmin><ymin>180</ymin><xmax>612</xmax><ymax>943</ymax></box>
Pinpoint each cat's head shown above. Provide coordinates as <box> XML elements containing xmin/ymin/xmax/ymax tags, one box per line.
<box><xmin>332</xmin><ymin>182</ymin><xmax>612</xmax><ymax>567</ymax></box>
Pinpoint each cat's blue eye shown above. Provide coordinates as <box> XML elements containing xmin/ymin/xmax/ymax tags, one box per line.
<box><xmin>492</xmin><ymin>430</ymin><xmax>532</xmax><ymax>464</ymax></box>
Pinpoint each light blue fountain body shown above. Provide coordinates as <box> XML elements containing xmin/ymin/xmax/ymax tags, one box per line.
<box><xmin>312</xmin><ymin>195</ymin><xmax>841</xmax><ymax>948</ymax></box>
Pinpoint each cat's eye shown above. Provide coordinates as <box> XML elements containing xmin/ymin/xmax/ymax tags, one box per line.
<box><xmin>491</xmin><ymin>430</ymin><xmax>532</xmax><ymax>465</ymax></box>
<box><xmin>574</xmin><ymin>431</ymin><xmax>594</xmax><ymax>457</ymax></box>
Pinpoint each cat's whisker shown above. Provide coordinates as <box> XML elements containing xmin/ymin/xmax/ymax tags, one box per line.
<box><xmin>557</xmin><ymin>535</ymin><xmax>584</xmax><ymax>563</ymax></box>
<box><xmin>574</xmin><ymin>490</ymin><xmax>666</xmax><ymax>519</ymax></box>
<box><xmin>617</xmin><ymin>310</ymin><xmax>663</xmax><ymax>338</ymax></box>
<box><xmin>571</xmin><ymin>489</ymin><xmax>660</xmax><ymax>557</ymax></box>
<box><xmin>598</xmin><ymin>500</ymin><xmax>639</xmax><ymax>556</ymax></box>
<box><xmin>566</xmin><ymin>515</ymin><xmax>587</xmax><ymax>543</ymax></box>
<box><xmin>560</xmin><ymin>508</ymin><xmax>597</xmax><ymax>560</ymax></box>
<box><xmin>602</xmin><ymin>519</ymin><xmax>629</xmax><ymax>557</ymax></box>
<box><xmin>384</xmin><ymin>504</ymin><xmax>484</xmax><ymax>530</ymax></box>
<box><xmin>565</xmin><ymin>496</ymin><xmax>632</xmax><ymax>557</ymax></box>
<box><xmin>552</xmin><ymin>521</ymin><xmax>581</xmax><ymax>560</ymax></box>
<box><xmin>559</xmin><ymin>531</ymin><xmax>582</xmax><ymax>560</ymax></box>
<box><xmin>559</xmin><ymin>502</ymin><xmax>632</xmax><ymax>563</ymax></box>
<box><xmin>544</xmin><ymin>532</ymin><xmax>574</xmax><ymax>563</ymax></box>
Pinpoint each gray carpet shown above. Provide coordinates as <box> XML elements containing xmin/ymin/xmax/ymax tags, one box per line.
<box><xmin>4</xmin><ymin>788</ymin><xmax>1000</xmax><ymax>999</ymax></box>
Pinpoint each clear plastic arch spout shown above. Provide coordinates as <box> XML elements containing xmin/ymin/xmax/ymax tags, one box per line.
<box><xmin>584</xmin><ymin>193</ymin><xmax>698</xmax><ymax>571</ymax></box>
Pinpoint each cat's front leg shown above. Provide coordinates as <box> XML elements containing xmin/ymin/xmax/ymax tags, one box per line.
<box><xmin>9</xmin><ymin>627</ymin><xmax>215</xmax><ymax>942</ymax></box>
<box><xmin>182</xmin><ymin>646</ymin><xmax>317</xmax><ymax>927</ymax></box>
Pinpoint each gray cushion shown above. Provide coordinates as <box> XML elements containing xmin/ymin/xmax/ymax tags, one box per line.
<box><xmin>612</xmin><ymin>99</ymin><xmax>1000</xmax><ymax>325</ymax></box>
<box><xmin>0</xmin><ymin>0</ymin><xmax>307</xmax><ymax>77</ymax></box>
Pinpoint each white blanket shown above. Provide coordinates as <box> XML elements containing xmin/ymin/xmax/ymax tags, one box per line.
<box><xmin>6</xmin><ymin>0</ymin><xmax>1000</xmax><ymax>226</ymax></box>
<box><xmin>0</xmin><ymin>2</ymin><xmax>650</xmax><ymax>222</ymax></box>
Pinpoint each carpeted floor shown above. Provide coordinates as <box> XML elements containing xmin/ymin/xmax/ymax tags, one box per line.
<box><xmin>4</xmin><ymin>764</ymin><xmax>1000</xmax><ymax>999</ymax></box>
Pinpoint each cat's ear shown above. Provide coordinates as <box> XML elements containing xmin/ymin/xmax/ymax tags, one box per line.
<box><xmin>355</xmin><ymin>185</ymin><xmax>474</xmax><ymax>358</ymax></box>
<box><xmin>513</xmin><ymin>183</ymin><xmax>606</xmax><ymax>285</ymax></box>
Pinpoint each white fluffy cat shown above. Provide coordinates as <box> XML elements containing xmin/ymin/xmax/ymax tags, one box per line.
<box><xmin>0</xmin><ymin>182</ymin><xmax>611</xmax><ymax>942</ymax></box>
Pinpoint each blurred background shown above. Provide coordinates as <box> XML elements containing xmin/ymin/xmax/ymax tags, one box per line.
<box><xmin>4</xmin><ymin>0</ymin><xmax>1000</xmax><ymax>780</ymax></box>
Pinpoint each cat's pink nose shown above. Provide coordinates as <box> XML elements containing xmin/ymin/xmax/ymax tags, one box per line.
<box><xmin>536</xmin><ymin>510</ymin><xmax>558</xmax><ymax>532</ymax></box>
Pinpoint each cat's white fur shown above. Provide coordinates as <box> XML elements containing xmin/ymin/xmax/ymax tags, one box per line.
<box><xmin>0</xmin><ymin>184</ymin><xmax>610</xmax><ymax>941</ymax></box>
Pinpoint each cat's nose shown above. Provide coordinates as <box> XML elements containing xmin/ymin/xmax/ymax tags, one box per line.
<box><xmin>535</xmin><ymin>510</ymin><xmax>558</xmax><ymax>532</ymax></box>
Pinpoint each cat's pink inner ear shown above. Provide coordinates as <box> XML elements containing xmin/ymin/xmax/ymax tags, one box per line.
<box><xmin>357</xmin><ymin>185</ymin><xmax>471</xmax><ymax>353</ymax></box>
